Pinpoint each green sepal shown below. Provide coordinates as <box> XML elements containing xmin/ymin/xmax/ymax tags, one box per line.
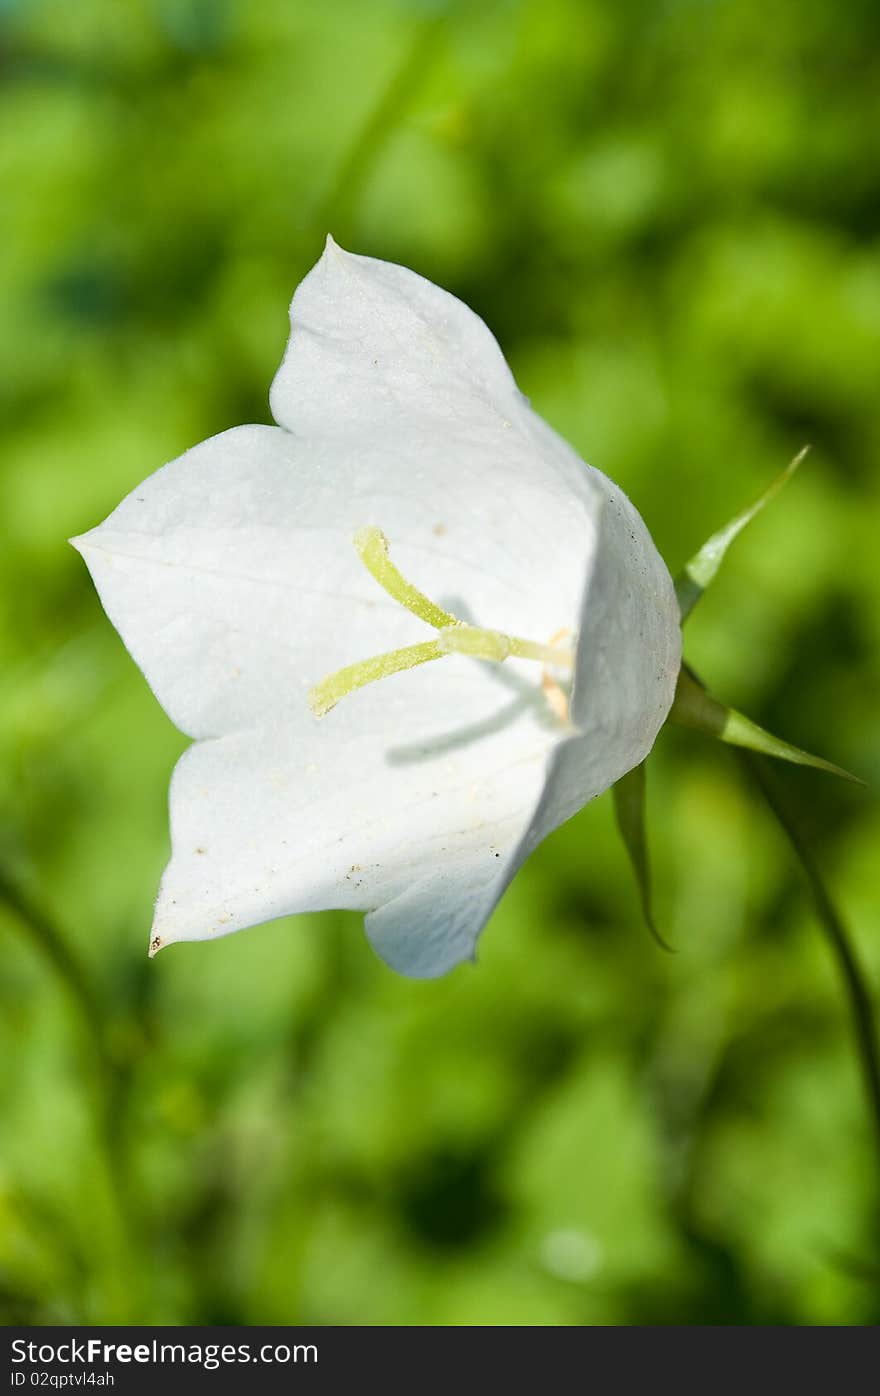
<box><xmin>612</xmin><ymin>761</ymin><xmax>673</xmax><ymax>952</ymax></box>
<box><xmin>669</xmin><ymin>666</ymin><xmax>864</xmax><ymax>784</ymax></box>
<box><xmin>675</xmin><ymin>447</ymin><xmax>809</xmax><ymax>622</ymax></box>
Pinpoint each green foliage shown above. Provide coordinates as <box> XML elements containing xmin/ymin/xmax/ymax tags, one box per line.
<box><xmin>1</xmin><ymin>0</ymin><xmax>878</xmax><ymax>1325</ymax></box>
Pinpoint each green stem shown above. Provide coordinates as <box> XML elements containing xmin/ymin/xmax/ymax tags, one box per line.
<box><xmin>743</xmin><ymin>754</ymin><xmax>880</xmax><ymax>1172</ymax></box>
<box><xmin>316</xmin><ymin>10</ymin><xmax>449</xmax><ymax>236</ymax></box>
<box><xmin>0</xmin><ymin>863</ymin><xmax>145</xmax><ymax>1297</ymax></box>
<box><xmin>0</xmin><ymin>862</ymin><xmax>107</xmax><ymax>1066</ymax></box>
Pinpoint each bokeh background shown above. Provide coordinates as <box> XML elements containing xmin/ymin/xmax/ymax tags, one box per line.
<box><xmin>1</xmin><ymin>0</ymin><xmax>879</xmax><ymax>1326</ymax></box>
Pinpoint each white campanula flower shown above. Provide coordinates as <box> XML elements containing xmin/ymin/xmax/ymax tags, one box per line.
<box><xmin>72</xmin><ymin>239</ymin><xmax>681</xmax><ymax>978</ymax></box>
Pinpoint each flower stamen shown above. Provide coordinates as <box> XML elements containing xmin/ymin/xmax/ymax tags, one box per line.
<box><xmin>308</xmin><ymin>529</ymin><xmax>574</xmax><ymax>716</ymax></box>
<box><xmin>354</xmin><ymin>526</ymin><xmax>458</xmax><ymax>630</ymax></box>
<box><xmin>542</xmin><ymin>628</ymin><xmax>574</xmax><ymax>723</ymax></box>
<box><xmin>308</xmin><ymin>639</ymin><xmax>444</xmax><ymax>718</ymax></box>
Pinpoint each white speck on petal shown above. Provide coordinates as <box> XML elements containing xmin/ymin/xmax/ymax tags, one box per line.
<box><xmin>72</xmin><ymin>239</ymin><xmax>680</xmax><ymax>978</ymax></box>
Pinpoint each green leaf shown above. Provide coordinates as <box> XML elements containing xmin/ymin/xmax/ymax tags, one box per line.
<box><xmin>611</xmin><ymin>761</ymin><xmax>673</xmax><ymax>952</ymax></box>
<box><xmin>669</xmin><ymin>666</ymin><xmax>864</xmax><ymax>784</ymax></box>
<box><xmin>675</xmin><ymin>446</ymin><xmax>809</xmax><ymax>622</ymax></box>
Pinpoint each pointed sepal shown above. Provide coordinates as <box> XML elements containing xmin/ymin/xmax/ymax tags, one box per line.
<box><xmin>675</xmin><ymin>447</ymin><xmax>809</xmax><ymax>622</ymax></box>
<box><xmin>669</xmin><ymin>666</ymin><xmax>864</xmax><ymax>784</ymax></box>
<box><xmin>612</xmin><ymin>761</ymin><xmax>673</xmax><ymax>951</ymax></box>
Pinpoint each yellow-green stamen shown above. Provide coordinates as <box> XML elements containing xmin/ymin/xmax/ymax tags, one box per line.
<box><xmin>308</xmin><ymin>528</ymin><xmax>573</xmax><ymax>716</ymax></box>
<box><xmin>437</xmin><ymin>625</ymin><xmax>570</xmax><ymax>668</ymax></box>
<box><xmin>309</xmin><ymin>638</ymin><xmax>444</xmax><ymax>717</ymax></box>
<box><xmin>354</xmin><ymin>527</ymin><xmax>458</xmax><ymax>630</ymax></box>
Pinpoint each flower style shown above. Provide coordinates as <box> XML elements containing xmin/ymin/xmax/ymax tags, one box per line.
<box><xmin>72</xmin><ymin>239</ymin><xmax>681</xmax><ymax>977</ymax></box>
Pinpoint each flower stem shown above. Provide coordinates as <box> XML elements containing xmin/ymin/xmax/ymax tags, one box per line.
<box><xmin>0</xmin><ymin>860</ymin><xmax>106</xmax><ymax>1066</ymax></box>
<box><xmin>316</xmin><ymin>10</ymin><xmax>449</xmax><ymax>236</ymax></box>
<box><xmin>743</xmin><ymin>754</ymin><xmax>880</xmax><ymax>1171</ymax></box>
<box><xmin>0</xmin><ymin>862</ymin><xmax>146</xmax><ymax>1298</ymax></box>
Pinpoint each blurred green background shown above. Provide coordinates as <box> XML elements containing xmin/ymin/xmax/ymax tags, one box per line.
<box><xmin>1</xmin><ymin>0</ymin><xmax>879</xmax><ymax>1326</ymax></box>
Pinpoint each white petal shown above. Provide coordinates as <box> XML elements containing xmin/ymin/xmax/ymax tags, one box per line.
<box><xmin>269</xmin><ymin>237</ymin><xmax>603</xmax><ymax>607</ymax></box>
<box><xmin>364</xmin><ymin>859</ymin><xmax>499</xmax><ymax>979</ymax></box>
<box><xmin>72</xmin><ymin>400</ymin><xmax>599</xmax><ymax>743</ymax></box>
<box><xmin>271</xmin><ymin>235</ymin><xmax>525</xmax><ymax>437</ymax></box>
<box><xmin>516</xmin><ymin>475</ymin><xmax>681</xmax><ymax>862</ymax></box>
<box><xmin>150</xmin><ymin>658</ymin><xmax>563</xmax><ymax>977</ymax></box>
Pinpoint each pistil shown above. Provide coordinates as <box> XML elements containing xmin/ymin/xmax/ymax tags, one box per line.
<box><xmin>308</xmin><ymin>528</ymin><xmax>573</xmax><ymax>716</ymax></box>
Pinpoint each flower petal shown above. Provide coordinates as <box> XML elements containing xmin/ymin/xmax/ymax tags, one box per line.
<box><xmin>516</xmin><ymin>477</ymin><xmax>682</xmax><ymax>861</ymax></box>
<box><xmin>271</xmin><ymin>235</ymin><xmax>527</xmax><ymax>437</ymax></box>
<box><xmin>269</xmin><ymin>237</ymin><xmax>604</xmax><ymax>636</ymax></box>
<box><xmin>150</xmin><ymin>658</ymin><xmax>564</xmax><ymax>976</ymax></box>
<box><xmin>72</xmin><ymin>385</ymin><xmax>600</xmax><ymax>743</ymax></box>
<box><xmin>364</xmin><ymin>860</ymin><xmax>500</xmax><ymax>979</ymax></box>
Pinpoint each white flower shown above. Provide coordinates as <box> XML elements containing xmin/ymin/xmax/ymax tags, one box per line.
<box><xmin>72</xmin><ymin>239</ymin><xmax>681</xmax><ymax>978</ymax></box>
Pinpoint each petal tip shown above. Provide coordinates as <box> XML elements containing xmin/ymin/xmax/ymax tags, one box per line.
<box><xmin>322</xmin><ymin>232</ymin><xmax>350</xmax><ymax>263</ymax></box>
<box><xmin>69</xmin><ymin>527</ymin><xmax>103</xmax><ymax>557</ymax></box>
